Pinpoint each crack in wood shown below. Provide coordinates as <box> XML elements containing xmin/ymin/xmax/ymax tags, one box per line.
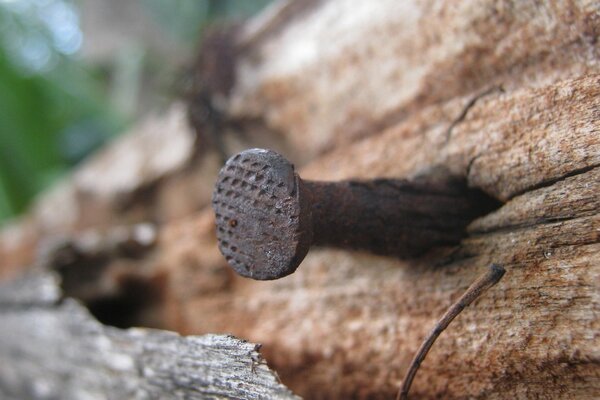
<box><xmin>445</xmin><ymin>85</ymin><xmax>505</xmax><ymax>143</ymax></box>
<box><xmin>469</xmin><ymin>214</ymin><xmax>599</xmax><ymax>236</ymax></box>
<box><xmin>507</xmin><ymin>163</ymin><xmax>600</xmax><ymax>200</ymax></box>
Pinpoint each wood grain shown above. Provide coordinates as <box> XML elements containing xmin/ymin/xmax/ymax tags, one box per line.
<box><xmin>0</xmin><ymin>271</ymin><xmax>298</xmax><ymax>400</ymax></box>
<box><xmin>0</xmin><ymin>0</ymin><xmax>598</xmax><ymax>398</ymax></box>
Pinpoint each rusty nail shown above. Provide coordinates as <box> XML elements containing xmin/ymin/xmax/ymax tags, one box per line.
<box><xmin>212</xmin><ymin>148</ymin><xmax>496</xmax><ymax>280</ymax></box>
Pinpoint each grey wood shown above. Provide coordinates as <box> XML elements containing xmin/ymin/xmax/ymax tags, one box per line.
<box><xmin>0</xmin><ymin>271</ymin><xmax>299</xmax><ymax>400</ymax></box>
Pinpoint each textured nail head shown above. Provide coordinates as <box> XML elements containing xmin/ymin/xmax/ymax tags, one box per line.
<box><xmin>212</xmin><ymin>149</ymin><xmax>311</xmax><ymax>280</ymax></box>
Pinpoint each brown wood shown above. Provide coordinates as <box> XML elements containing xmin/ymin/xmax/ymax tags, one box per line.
<box><xmin>397</xmin><ymin>264</ymin><xmax>505</xmax><ymax>400</ymax></box>
<box><xmin>1</xmin><ymin>0</ymin><xmax>599</xmax><ymax>399</ymax></box>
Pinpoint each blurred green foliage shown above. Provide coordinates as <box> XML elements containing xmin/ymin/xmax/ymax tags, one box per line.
<box><xmin>142</xmin><ymin>0</ymin><xmax>273</xmax><ymax>42</ymax></box>
<box><xmin>0</xmin><ymin>0</ymin><xmax>272</xmax><ymax>225</ymax></box>
<box><xmin>0</xmin><ymin>0</ymin><xmax>125</xmax><ymax>222</ymax></box>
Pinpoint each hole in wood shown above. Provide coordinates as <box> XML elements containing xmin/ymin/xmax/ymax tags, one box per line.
<box><xmin>46</xmin><ymin>228</ymin><xmax>164</xmax><ymax>329</ymax></box>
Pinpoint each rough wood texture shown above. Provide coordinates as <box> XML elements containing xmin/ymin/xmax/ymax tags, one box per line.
<box><xmin>0</xmin><ymin>271</ymin><xmax>298</xmax><ymax>400</ymax></box>
<box><xmin>155</xmin><ymin>1</ymin><xmax>599</xmax><ymax>398</ymax></box>
<box><xmin>1</xmin><ymin>0</ymin><xmax>599</xmax><ymax>399</ymax></box>
<box><xmin>230</xmin><ymin>0</ymin><xmax>599</xmax><ymax>161</ymax></box>
<box><xmin>158</xmin><ymin>107</ymin><xmax>600</xmax><ymax>399</ymax></box>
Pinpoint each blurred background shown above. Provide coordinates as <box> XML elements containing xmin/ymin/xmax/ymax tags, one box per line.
<box><xmin>0</xmin><ymin>0</ymin><xmax>273</xmax><ymax>224</ymax></box>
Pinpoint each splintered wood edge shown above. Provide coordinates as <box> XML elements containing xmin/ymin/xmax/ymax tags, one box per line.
<box><xmin>0</xmin><ymin>270</ymin><xmax>299</xmax><ymax>400</ymax></box>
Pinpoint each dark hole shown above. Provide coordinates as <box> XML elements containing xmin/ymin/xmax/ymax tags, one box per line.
<box><xmin>50</xmin><ymin>242</ymin><xmax>165</xmax><ymax>329</ymax></box>
<box><xmin>85</xmin><ymin>275</ymin><xmax>165</xmax><ymax>329</ymax></box>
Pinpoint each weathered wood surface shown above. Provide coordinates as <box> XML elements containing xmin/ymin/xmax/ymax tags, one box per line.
<box><xmin>230</xmin><ymin>0</ymin><xmax>599</xmax><ymax>162</ymax></box>
<box><xmin>0</xmin><ymin>271</ymin><xmax>298</xmax><ymax>400</ymax></box>
<box><xmin>155</xmin><ymin>1</ymin><xmax>600</xmax><ymax>398</ymax></box>
<box><xmin>158</xmin><ymin>86</ymin><xmax>600</xmax><ymax>398</ymax></box>
<box><xmin>0</xmin><ymin>0</ymin><xmax>599</xmax><ymax>399</ymax></box>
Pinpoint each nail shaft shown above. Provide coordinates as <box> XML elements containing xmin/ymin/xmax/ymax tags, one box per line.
<box><xmin>305</xmin><ymin>179</ymin><xmax>486</xmax><ymax>256</ymax></box>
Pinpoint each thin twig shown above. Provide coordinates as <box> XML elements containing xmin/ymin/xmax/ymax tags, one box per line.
<box><xmin>397</xmin><ymin>264</ymin><xmax>506</xmax><ymax>400</ymax></box>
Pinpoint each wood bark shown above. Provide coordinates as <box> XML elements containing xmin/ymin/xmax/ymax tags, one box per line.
<box><xmin>1</xmin><ymin>0</ymin><xmax>599</xmax><ymax>399</ymax></box>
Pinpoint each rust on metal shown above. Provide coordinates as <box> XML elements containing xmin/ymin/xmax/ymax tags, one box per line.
<box><xmin>212</xmin><ymin>148</ymin><xmax>498</xmax><ymax>280</ymax></box>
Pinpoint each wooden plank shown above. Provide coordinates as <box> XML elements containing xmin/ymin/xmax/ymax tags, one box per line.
<box><xmin>228</xmin><ymin>0</ymin><xmax>599</xmax><ymax>162</ymax></box>
<box><xmin>1</xmin><ymin>0</ymin><xmax>599</xmax><ymax>398</ymax></box>
<box><xmin>158</xmin><ymin>70</ymin><xmax>600</xmax><ymax>399</ymax></box>
<box><xmin>159</xmin><ymin>165</ymin><xmax>599</xmax><ymax>399</ymax></box>
<box><xmin>0</xmin><ymin>271</ymin><xmax>298</xmax><ymax>400</ymax></box>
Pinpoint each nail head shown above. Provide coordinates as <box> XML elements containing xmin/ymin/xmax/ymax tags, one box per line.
<box><xmin>212</xmin><ymin>149</ymin><xmax>312</xmax><ymax>280</ymax></box>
